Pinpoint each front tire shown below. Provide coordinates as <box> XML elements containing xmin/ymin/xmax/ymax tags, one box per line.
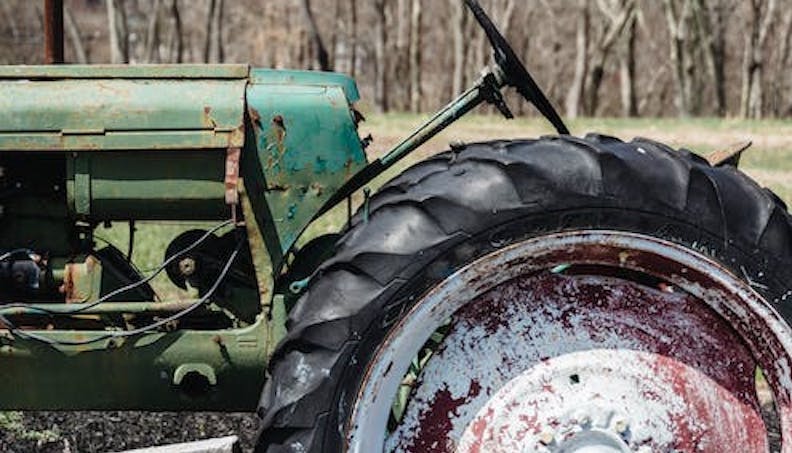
<box><xmin>257</xmin><ymin>135</ymin><xmax>792</xmax><ymax>452</ymax></box>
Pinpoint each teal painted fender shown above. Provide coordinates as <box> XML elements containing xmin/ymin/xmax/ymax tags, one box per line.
<box><xmin>245</xmin><ymin>69</ymin><xmax>367</xmax><ymax>258</ymax></box>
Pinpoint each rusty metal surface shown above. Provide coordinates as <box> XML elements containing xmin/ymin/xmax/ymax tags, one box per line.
<box><xmin>246</xmin><ymin>76</ymin><xmax>367</xmax><ymax>255</ymax></box>
<box><xmin>345</xmin><ymin>231</ymin><xmax>792</xmax><ymax>452</ymax></box>
<box><xmin>0</xmin><ymin>64</ymin><xmax>249</xmax><ymax>79</ymax></box>
<box><xmin>0</xmin><ymin>77</ymin><xmax>246</xmax><ymax>151</ymax></box>
<box><xmin>390</xmin><ymin>273</ymin><xmax>765</xmax><ymax>451</ymax></box>
<box><xmin>43</xmin><ymin>0</ymin><xmax>64</xmax><ymax>64</ymax></box>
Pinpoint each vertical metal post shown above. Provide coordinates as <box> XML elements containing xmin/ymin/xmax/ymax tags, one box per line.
<box><xmin>44</xmin><ymin>0</ymin><xmax>65</xmax><ymax>64</ymax></box>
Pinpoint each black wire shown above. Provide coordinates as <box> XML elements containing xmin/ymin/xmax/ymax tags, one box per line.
<box><xmin>127</xmin><ymin>220</ymin><xmax>135</xmax><ymax>263</ymax></box>
<box><xmin>0</xmin><ymin>237</ymin><xmax>244</xmax><ymax>347</ymax></box>
<box><xmin>0</xmin><ymin>219</ymin><xmax>233</xmax><ymax>316</ymax></box>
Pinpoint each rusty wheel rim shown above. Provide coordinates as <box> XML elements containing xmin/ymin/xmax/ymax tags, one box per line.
<box><xmin>345</xmin><ymin>231</ymin><xmax>792</xmax><ymax>452</ymax></box>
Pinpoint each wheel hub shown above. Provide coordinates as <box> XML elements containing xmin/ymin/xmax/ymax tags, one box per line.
<box><xmin>346</xmin><ymin>232</ymin><xmax>792</xmax><ymax>453</ymax></box>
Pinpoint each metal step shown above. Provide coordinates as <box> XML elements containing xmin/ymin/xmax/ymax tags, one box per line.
<box><xmin>116</xmin><ymin>436</ymin><xmax>240</xmax><ymax>453</ymax></box>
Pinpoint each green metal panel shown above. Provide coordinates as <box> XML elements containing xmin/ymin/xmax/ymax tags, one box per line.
<box><xmin>250</xmin><ymin>69</ymin><xmax>360</xmax><ymax>102</ymax></box>
<box><xmin>0</xmin><ymin>318</ymin><xmax>270</xmax><ymax>411</ymax></box>
<box><xmin>0</xmin><ymin>64</ymin><xmax>249</xmax><ymax>79</ymax></box>
<box><xmin>66</xmin><ymin>151</ymin><xmax>228</xmax><ymax>221</ymax></box>
<box><xmin>0</xmin><ymin>76</ymin><xmax>247</xmax><ymax>151</ymax></box>
<box><xmin>246</xmin><ymin>75</ymin><xmax>367</xmax><ymax>255</ymax></box>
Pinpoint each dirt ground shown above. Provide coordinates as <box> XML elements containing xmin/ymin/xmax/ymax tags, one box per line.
<box><xmin>3</xmin><ymin>115</ymin><xmax>791</xmax><ymax>452</ymax></box>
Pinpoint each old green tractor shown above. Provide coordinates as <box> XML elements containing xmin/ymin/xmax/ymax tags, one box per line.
<box><xmin>3</xmin><ymin>1</ymin><xmax>792</xmax><ymax>451</ymax></box>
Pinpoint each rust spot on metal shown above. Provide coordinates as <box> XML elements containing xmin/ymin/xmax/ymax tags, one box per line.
<box><xmin>203</xmin><ymin>105</ymin><xmax>218</xmax><ymax>129</ymax></box>
<box><xmin>272</xmin><ymin>115</ymin><xmax>286</xmax><ymax>135</ymax></box>
<box><xmin>59</xmin><ymin>263</ymin><xmax>76</xmax><ymax>302</ymax></box>
<box><xmin>248</xmin><ymin>107</ymin><xmax>262</xmax><ymax>127</ymax></box>
<box><xmin>225</xmin><ymin>147</ymin><xmax>241</xmax><ymax>208</ymax></box>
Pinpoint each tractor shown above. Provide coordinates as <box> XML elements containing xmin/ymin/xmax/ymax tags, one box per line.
<box><xmin>1</xmin><ymin>1</ymin><xmax>791</xmax><ymax>451</ymax></box>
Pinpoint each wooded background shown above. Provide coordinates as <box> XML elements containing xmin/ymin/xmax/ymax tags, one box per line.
<box><xmin>1</xmin><ymin>0</ymin><xmax>791</xmax><ymax>119</ymax></box>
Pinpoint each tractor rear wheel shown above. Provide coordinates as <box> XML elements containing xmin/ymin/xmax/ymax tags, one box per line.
<box><xmin>257</xmin><ymin>135</ymin><xmax>792</xmax><ymax>452</ymax></box>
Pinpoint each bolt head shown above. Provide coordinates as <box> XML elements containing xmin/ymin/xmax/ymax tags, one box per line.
<box><xmin>178</xmin><ymin>257</ymin><xmax>197</xmax><ymax>277</ymax></box>
<box><xmin>538</xmin><ymin>430</ymin><xmax>555</xmax><ymax>445</ymax></box>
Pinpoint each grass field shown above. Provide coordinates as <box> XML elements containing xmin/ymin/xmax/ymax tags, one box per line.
<box><xmin>98</xmin><ymin>115</ymin><xmax>792</xmax><ymax>299</ymax></box>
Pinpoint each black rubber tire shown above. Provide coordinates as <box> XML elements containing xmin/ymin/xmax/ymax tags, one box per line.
<box><xmin>256</xmin><ymin>134</ymin><xmax>792</xmax><ymax>452</ymax></box>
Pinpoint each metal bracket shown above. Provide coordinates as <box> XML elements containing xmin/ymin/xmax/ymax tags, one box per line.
<box><xmin>706</xmin><ymin>141</ymin><xmax>752</xmax><ymax>168</ymax></box>
<box><xmin>225</xmin><ymin>147</ymin><xmax>241</xmax><ymax>222</ymax></box>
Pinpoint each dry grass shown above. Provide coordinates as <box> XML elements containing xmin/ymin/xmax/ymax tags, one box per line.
<box><xmin>361</xmin><ymin>114</ymin><xmax>792</xmax><ymax>203</ymax></box>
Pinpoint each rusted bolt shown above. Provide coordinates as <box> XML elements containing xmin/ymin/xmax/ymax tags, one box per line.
<box><xmin>614</xmin><ymin>418</ymin><xmax>629</xmax><ymax>435</ymax></box>
<box><xmin>178</xmin><ymin>257</ymin><xmax>197</xmax><ymax>277</ymax></box>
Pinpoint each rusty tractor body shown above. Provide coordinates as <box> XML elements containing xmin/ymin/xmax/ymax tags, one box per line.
<box><xmin>3</xmin><ymin>2</ymin><xmax>792</xmax><ymax>452</ymax></box>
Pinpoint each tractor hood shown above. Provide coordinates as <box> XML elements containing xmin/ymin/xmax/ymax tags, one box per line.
<box><xmin>0</xmin><ymin>65</ymin><xmax>360</xmax><ymax>152</ymax></box>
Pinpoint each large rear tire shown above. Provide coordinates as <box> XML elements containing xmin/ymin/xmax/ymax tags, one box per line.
<box><xmin>256</xmin><ymin>135</ymin><xmax>792</xmax><ymax>452</ymax></box>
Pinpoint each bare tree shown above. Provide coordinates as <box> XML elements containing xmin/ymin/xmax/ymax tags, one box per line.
<box><xmin>64</xmin><ymin>5</ymin><xmax>87</xmax><ymax>64</ymax></box>
<box><xmin>203</xmin><ymin>0</ymin><xmax>224</xmax><ymax>63</ymax></box>
<box><xmin>619</xmin><ymin>5</ymin><xmax>638</xmax><ymax>116</ymax></box>
<box><xmin>144</xmin><ymin>0</ymin><xmax>163</xmax><ymax>63</ymax></box>
<box><xmin>373</xmin><ymin>0</ymin><xmax>390</xmax><ymax>112</ymax></box>
<box><xmin>0</xmin><ymin>1</ymin><xmax>19</xmax><ymax>39</ymax></box>
<box><xmin>452</xmin><ymin>0</ymin><xmax>467</xmax><ymax>96</ymax></box>
<box><xmin>584</xmin><ymin>0</ymin><xmax>635</xmax><ymax>116</ymax></box>
<box><xmin>691</xmin><ymin>0</ymin><xmax>728</xmax><ymax>116</ymax></box>
<box><xmin>300</xmin><ymin>0</ymin><xmax>331</xmax><ymax>71</ymax></box>
<box><xmin>349</xmin><ymin>0</ymin><xmax>357</xmax><ymax>77</ymax></box>
<box><xmin>107</xmin><ymin>0</ymin><xmax>129</xmax><ymax>63</ymax></box>
<box><xmin>566</xmin><ymin>0</ymin><xmax>590</xmax><ymax>118</ymax></box>
<box><xmin>663</xmin><ymin>0</ymin><xmax>697</xmax><ymax>116</ymax></box>
<box><xmin>741</xmin><ymin>0</ymin><xmax>777</xmax><ymax>118</ymax></box>
<box><xmin>409</xmin><ymin>0</ymin><xmax>422</xmax><ymax>112</ymax></box>
<box><xmin>166</xmin><ymin>0</ymin><xmax>183</xmax><ymax>63</ymax></box>
<box><xmin>773</xmin><ymin>8</ymin><xmax>792</xmax><ymax>116</ymax></box>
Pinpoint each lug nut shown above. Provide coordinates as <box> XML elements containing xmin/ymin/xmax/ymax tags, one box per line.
<box><xmin>538</xmin><ymin>430</ymin><xmax>555</xmax><ymax>445</ymax></box>
<box><xmin>614</xmin><ymin>418</ymin><xmax>629</xmax><ymax>434</ymax></box>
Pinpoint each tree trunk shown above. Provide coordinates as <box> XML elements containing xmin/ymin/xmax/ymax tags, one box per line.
<box><xmin>409</xmin><ymin>0</ymin><xmax>422</xmax><ymax>112</ymax></box>
<box><xmin>692</xmin><ymin>0</ymin><xmax>726</xmax><ymax>116</ymax></box>
<box><xmin>64</xmin><ymin>5</ymin><xmax>87</xmax><ymax>63</ymax></box>
<box><xmin>214</xmin><ymin>0</ymin><xmax>224</xmax><ymax>63</ymax></box>
<box><xmin>619</xmin><ymin>9</ymin><xmax>638</xmax><ymax>117</ymax></box>
<box><xmin>663</xmin><ymin>0</ymin><xmax>693</xmax><ymax>116</ymax></box>
<box><xmin>451</xmin><ymin>0</ymin><xmax>466</xmax><ymax>96</ymax></box>
<box><xmin>167</xmin><ymin>0</ymin><xmax>183</xmax><ymax>63</ymax></box>
<box><xmin>775</xmin><ymin>9</ymin><xmax>792</xmax><ymax>116</ymax></box>
<box><xmin>499</xmin><ymin>0</ymin><xmax>517</xmax><ymax>36</ymax></box>
<box><xmin>144</xmin><ymin>0</ymin><xmax>163</xmax><ymax>63</ymax></box>
<box><xmin>741</xmin><ymin>0</ymin><xmax>777</xmax><ymax>119</ymax></box>
<box><xmin>203</xmin><ymin>0</ymin><xmax>215</xmax><ymax>63</ymax></box>
<box><xmin>566</xmin><ymin>0</ymin><xmax>589</xmax><ymax>118</ymax></box>
<box><xmin>0</xmin><ymin>1</ymin><xmax>18</xmax><ymax>38</ymax></box>
<box><xmin>107</xmin><ymin>0</ymin><xmax>129</xmax><ymax>63</ymax></box>
<box><xmin>330</xmin><ymin>0</ymin><xmax>341</xmax><ymax>70</ymax></box>
<box><xmin>300</xmin><ymin>0</ymin><xmax>331</xmax><ymax>71</ymax></box>
<box><xmin>374</xmin><ymin>0</ymin><xmax>389</xmax><ymax>112</ymax></box>
<box><xmin>584</xmin><ymin>0</ymin><xmax>635</xmax><ymax>116</ymax></box>
<box><xmin>349</xmin><ymin>0</ymin><xmax>357</xmax><ymax>77</ymax></box>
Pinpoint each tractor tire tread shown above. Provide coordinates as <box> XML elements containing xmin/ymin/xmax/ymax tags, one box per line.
<box><xmin>256</xmin><ymin>134</ymin><xmax>792</xmax><ymax>452</ymax></box>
